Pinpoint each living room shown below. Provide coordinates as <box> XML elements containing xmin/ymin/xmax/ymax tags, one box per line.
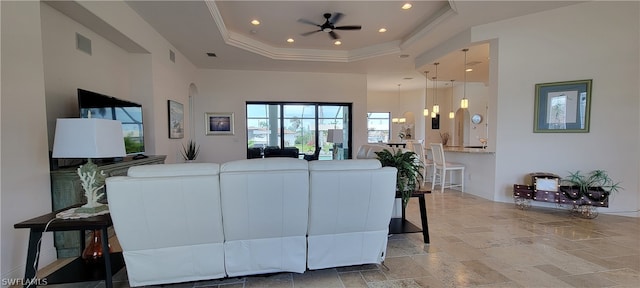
<box><xmin>2</xmin><ymin>0</ymin><xmax>638</xmax><ymax>285</ymax></box>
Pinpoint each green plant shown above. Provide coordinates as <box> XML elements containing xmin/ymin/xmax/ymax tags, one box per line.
<box><xmin>562</xmin><ymin>170</ymin><xmax>622</xmax><ymax>196</ymax></box>
<box><xmin>375</xmin><ymin>148</ymin><xmax>423</xmax><ymax>208</ymax></box>
<box><xmin>181</xmin><ymin>140</ymin><xmax>200</xmax><ymax>161</ymax></box>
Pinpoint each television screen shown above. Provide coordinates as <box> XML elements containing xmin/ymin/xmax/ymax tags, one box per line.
<box><xmin>78</xmin><ymin>89</ymin><xmax>144</xmax><ymax>155</ymax></box>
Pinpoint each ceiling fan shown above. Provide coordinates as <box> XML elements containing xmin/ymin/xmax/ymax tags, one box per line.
<box><xmin>298</xmin><ymin>13</ymin><xmax>362</xmax><ymax>40</ymax></box>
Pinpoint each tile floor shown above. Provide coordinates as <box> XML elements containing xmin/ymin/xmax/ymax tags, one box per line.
<box><xmin>41</xmin><ymin>190</ymin><xmax>639</xmax><ymax>288</ymax></box>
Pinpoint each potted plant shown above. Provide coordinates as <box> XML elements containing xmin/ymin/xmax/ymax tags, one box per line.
<box><xmin>181</xmin><ymin>140</ymin><xmax>200</xmax><ymax>162</ymax></box>
<box><xmin>560</xmin><ymin>170</ymin><xmax>622</xmax><ymax>217</ymax></box>
<box><xmin>375</xmin><ymin>148</ymin><xmax>423</xmax><ymax>208</ymax></box>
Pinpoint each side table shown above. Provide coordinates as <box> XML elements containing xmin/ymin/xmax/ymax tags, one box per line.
<box><xmin>388</xmin><ymin>189</ymin><xmax>430</xmax><ymax>243</ymax></box>
<box><xmin>14</xmin><ymin>206</ymin><xmax>124</xmax><ymax>288</ymax></box>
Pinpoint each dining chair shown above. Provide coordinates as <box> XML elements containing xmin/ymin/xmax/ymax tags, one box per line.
<box><xmin>429</xmin><ymin>143</ymin><xmax>465</xmax><ymax>193</ymax></box>
<box><xmin>411</xmin><ymin>142</ymin><xmax>432</xmax><ymax>186</ymax></box>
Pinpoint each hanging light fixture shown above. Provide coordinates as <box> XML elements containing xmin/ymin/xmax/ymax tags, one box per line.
<box><xmin>423</xmin><ymin>71</ymin><xmax>429</xmax><ymax>116</ymax></box>
<box><xmin>449</xmin><ymin>80</ymin><xmax>455</xmax><ymax>119</ymax></box>
<box><xmin>392</xmin><ymin>83</ymin><xmax>401</xmax><ymax>123</ymax></box>
<box><xmin>431</xmin><ymin>76</ymin><xmax>437</xmax><ymax>118</ymax></box>
<box><xmin>460</xmin><ymin>48</ymin><xmax>469</xmax><ymax>109</ymax></box>
<box><xmin>432</xmin><ymin>62</ymin><xmax>440</xmax><ymax>116</ymax></box>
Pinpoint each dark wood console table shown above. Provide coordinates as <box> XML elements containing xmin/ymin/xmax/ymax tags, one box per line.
<box><xmin>14</xmin><ymin>206</ymin><xmax>124</xmax><ymax>288</ymax></box>
<box><xmin>388</xmin><ymin>189</ymin><xmax>430</xmax><ymax>243</ymax></box>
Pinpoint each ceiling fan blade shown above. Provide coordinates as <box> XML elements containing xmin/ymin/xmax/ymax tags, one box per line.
<box><xmin>329</xmin><ymin>12</ymin><xmax>343</xmax><ymax>24</ymax></box>
<box><xmin>334</xmin><ymin>25</ymin><xmax>362</xmax><ymax>30</ymax></box>
<box><xmin>297</xmin><ymin>18</ymin><xmax>320</xmax><ymax>27</ymax></box>
<box><xmin>301</xmin><ymin>30</ymin><xmax>321</xmax><ymax>36</ymax></box>
<box><xmin>329</xmin><ymin>31</ymin><xmax>339</xmax><ymax>40</ymax></box>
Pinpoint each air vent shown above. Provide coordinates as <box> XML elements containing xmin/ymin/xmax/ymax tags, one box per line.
<box><xmin>169</xmin><ymin>49</ymin><xmax>175</xmax><ymax>63</ymax></box>
<box><xmin>76</xmin><ymin>33</ymin><xmax>92</xmax><ymax>55</ymax></box>
<box><xmin>206</xmin><ymin>52</ymin><xmax>217</xmax><ymax>57</ymax></box>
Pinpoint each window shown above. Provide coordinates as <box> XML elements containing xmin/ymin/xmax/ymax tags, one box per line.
<box><xmin>247</xmin><ymin>102</ymin><xmax>352</xmax><ymax>160</ymax></box>
<box><xmin>367</xmin><ymin>112</ymin><xmax>390</xmax><ymax>143</ymax></box>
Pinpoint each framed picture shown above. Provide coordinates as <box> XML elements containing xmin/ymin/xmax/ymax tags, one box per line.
<box><xmin>205</xmin><ymin>112</ymin><xmax>234</xmax><ymax>135</ymax></box>
<box><xmin>168</xmin><ymin>100</ymin><xmax>184</xmax><ymax>139</ymax></box>
<box><xmin>534</xmin><ymin>79</ymin><xmax>592</xmax><ymax>133</ymax></box>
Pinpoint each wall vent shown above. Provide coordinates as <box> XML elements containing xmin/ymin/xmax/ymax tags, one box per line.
<box><xmin>76</xmin><ymin>33</ymin><xmax>92</xmax><ymax>55</ymax></box>
<box><xmin>169</xmin><ymin>49</ymin><xmax>175</xmax><ymax>63</ymax></box>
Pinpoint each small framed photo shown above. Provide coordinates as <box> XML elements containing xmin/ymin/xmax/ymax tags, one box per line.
<box><xmin>168</xmin><ymin>100</ymin><xmax>184</xmax><ymax>139</ymax></box>
<box><xmin>534</xmin><ymin>79</ymin><xmax>592</xmax><ymax>133</ymax></box>
<box><xmin>205</xmin><ymin>112</ymin><xmax>234</xmax><ymax>135</ymax></box>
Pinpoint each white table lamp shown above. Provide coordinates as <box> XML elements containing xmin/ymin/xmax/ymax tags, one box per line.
<box><xmin>52</xmin><ymin>118</ymin><xmax>125</xmax><ymax>214</ymax></box>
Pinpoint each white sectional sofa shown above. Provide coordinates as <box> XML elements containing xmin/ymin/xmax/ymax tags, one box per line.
<box><xmin>106</xmin><ymin>158</ymin><xmax>396</xmax><ymax>287</ymax></box>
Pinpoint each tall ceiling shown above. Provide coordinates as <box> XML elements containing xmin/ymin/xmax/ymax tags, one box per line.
<box><xmin>122</xmin><ymin>1</ymin><xmax>578</xmax><ymax>92</ymax></box>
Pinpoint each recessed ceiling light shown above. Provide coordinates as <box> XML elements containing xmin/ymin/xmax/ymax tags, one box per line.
<box><xmin>466</xmin><ymin>68</ymin><xmax>473</xmax><ymax>72</ymax></box>
<box><xmin>334</xmin><ymin>41</ymin><xmax>342</xmax><ymax>46</ymax></box>
<box><xmin>206</xmin><ymin>52</ymin><xmax>217</xmax><ymax>57</ymax></box>
<box><xmin>251</xmin><ymin>19</ymin><xmax>260</xmax><ymax>25</ymax></box>
<box><xmin>378</xmin><ymin>28</ymin><xmax>387</xmax><ymax>33</ymax></box>
<box><xmin>402</xmin><ymin>3</ymin><xmax>412</xmax><ymax>10</ymax></box>
<box><xmin>287</xmin><ymin>38</ymin><xmax>294</xmax><ymax>43</ymax></box>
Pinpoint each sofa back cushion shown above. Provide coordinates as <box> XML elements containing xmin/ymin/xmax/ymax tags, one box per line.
<box><xmin>219</xmin><ymin>158</ymin><xmax>309</xmax><ymax>276</ymax></box>
<box><xmin>106</xmin><ymin>163</ymin><xmax>226</xmax><ymax>286</ymax></box>
<box><xmin>306</xmin><ymin>159</ymin><xmax>397</xmax><ymax>269</ymax></box>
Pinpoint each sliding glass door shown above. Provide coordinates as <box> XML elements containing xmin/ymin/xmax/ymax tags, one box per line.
<box><xmin>246</xmin><ymin>102</ymin><xmax>351</xmax><ymax>160</ymax></box>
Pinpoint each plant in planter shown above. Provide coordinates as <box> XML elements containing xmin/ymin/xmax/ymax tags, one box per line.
<box><xmin>561</xmin><ymin>170</ymin><xmax>622</xmax><ymax>196</ymax></box>
<box><xmin>181</xmin><ymin>140</ymin><xmax>200</xmax><ymax>162</ymax></box>
<box><xmin>560</xmin><ymin>170</ymin><xmax>622</xmax><ymax>218</ymax></box>
<box><xmin>375</xmin><ymin>148</ymin><xmax>423</xmax><ymax>208</ymax></box>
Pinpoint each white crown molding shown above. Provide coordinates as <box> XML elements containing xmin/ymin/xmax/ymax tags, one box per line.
<box><xmin>401</xmin><ymin>4</ymin><xmax>456</xmax><ymax>50</ymax></box>
<box><xmin>205</xmin><ymin>0</ymin><xmax>447</xmax><ymax>63</ymax></box>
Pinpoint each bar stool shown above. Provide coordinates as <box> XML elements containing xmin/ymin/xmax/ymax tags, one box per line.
<box><xmin>429</xmin><ymin>143</ymin><xmax>465</xmax><ymax>193</ymax></box>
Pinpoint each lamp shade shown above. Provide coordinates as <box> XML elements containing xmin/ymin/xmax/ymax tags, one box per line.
<box><xmin>326</xmin><ymin>129</ymin><xmax>343</xmax><ymax>144</ymax></box>
<box><xmin>52</xmin><ymin>118</ymin><xmax>126</xmax><ymax>158</ymax></box>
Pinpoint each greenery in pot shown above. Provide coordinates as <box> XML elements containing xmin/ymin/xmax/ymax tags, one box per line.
<box><xmin>181</xmin><ymin>140</ymin><xmax>200</xmax><ymax>161</ymax></box>
<box><xmin>561</xmin><ymin>170</ymin><xmax>622</xmax><ymax>200</ymax></box>
<box><xmin>375</xmin><ymin>148</ymin><xmax>423</xmax><ymax>208</ymax></box>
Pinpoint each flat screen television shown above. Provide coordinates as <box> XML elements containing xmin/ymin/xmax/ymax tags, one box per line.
<box><xmin>78</xmin><ymin>88</ymin><xmax>144</xmax><ymax>155</ymax></box>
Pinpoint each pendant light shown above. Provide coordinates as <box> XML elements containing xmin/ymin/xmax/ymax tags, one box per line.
<box><xmin>432</xmin><ymin>62</ymin><xmax>440</xmax><ymax>116</ymax></box>
<box><xmin>431</xmin><ymin>76</ymin><xmax>437</xmax><ymax>118</ymax></box>
<box><xmin>423</xmin><ymin>71</ymin><xmax>429</xmax><ymax>116</ymax></box>
<box><xmin>392</xmin><ymin>84</ymin><xmax>400</xmax><ymax>123</ymax></box>
<box><xmin>449</xmin><ymin>80</ymin><xmax>455</xmax><ymax>119</ymax></box>
<box><xmin>460</xmin><ymin>49</ymin><xmax>469</xmax><ymax>109</ymax></box>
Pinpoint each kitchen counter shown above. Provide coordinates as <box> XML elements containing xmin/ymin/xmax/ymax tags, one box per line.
<box><xmin>426</xmin><ymin>145</ymin><xmax>494</xmax><ymax>154</ymax></box>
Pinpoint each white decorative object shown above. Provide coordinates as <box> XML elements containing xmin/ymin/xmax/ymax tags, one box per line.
<box><xmin>52</xmin><ymin>118</ymin><xmax>126</xmax><ymax>213</ymax></box>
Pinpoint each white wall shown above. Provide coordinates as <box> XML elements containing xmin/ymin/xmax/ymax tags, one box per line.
<box><xmin>75</xmin><ymin>1</ymin><xmax>199</xmax><ymax>164</ymax></box>
<box><xmin>41</xmin><ymin>3</ymin><xmax>133</xmax><ymax>148</ymax></box>
<box><xmin>2</xmin><ymin>0</ymin><xmax>200</xmax><ymax>282</ymax></box>
<box><xmin>1</xmin><ymin>1</ymin><xmax>55</xmax><ymax>283</ymax></box>
<box><xmin>194</xmin><ymin>70</ymin><xmax>367</xmax><ymax>164</ymax></box>
<box><xmin>472</xmin><ymin>1</ymin><xmax>639</xmax><ymax>216</ymax></box>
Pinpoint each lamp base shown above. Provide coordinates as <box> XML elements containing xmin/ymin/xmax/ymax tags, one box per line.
<box><xmin>75</xmin><ymin>204</ymin><xmax>109</xmax><ymax>214</ymax></box>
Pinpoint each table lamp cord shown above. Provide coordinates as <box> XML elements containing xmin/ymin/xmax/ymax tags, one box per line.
<box><xmin>25</xmin><ymin>217</ymin><xmax>57</xmax><ymax>288</ymax></box>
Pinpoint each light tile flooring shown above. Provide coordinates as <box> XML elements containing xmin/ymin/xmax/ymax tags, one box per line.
<box><xmin>40</xmin><ymin>190</ymin><xmax>639</xmax><ymax>288</ymax></box>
